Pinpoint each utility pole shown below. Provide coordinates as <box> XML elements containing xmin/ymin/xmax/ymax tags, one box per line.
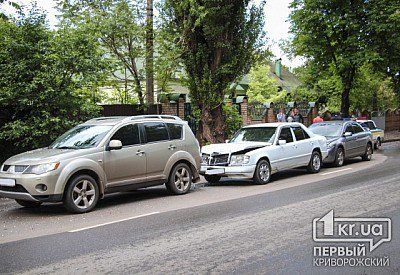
<box><xmin>146</xmin><ymin>0</ymin><xmax>154</xmax><ymax>105</ymax></box>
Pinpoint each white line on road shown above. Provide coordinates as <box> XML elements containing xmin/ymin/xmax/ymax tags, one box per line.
<box><xmin>68</xmin><ymin>212</ymin><xmax>160</xmax><ymax>233</ymax></box>
<box><xmin>321</xmin><ymin>168</ymin><xmax>353</xmax><ymax>176</ymax></box>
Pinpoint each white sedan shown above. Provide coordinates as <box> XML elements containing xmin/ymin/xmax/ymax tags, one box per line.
<box><xmin>200</xmin><ymin>122</ymin><xmax>328</xmax><ymax>184</ymax></box>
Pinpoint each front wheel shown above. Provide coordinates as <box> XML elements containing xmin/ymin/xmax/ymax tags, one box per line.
<box><xmin>15</xmin><ymin>199</ymin><xmax>42</xmax><ymax>208</ymax></box>
<box><xmin>166</xmin><ymin>163</ymin><xmax>192</xmax><ymax>195</ymax></box>
<box><xmin>374</xmin><ymin>138</ymin><xmax>381</xmax><ymax>150</ymax></box>
<box><xmin>362</xmin><ymin>143</ymin><xmax>373</xmax><ymax>161</ymax></box>
<box><xmin>253</xmin><ymin>159</ymin><xmax>271</xmax><ymax>185</ymax></box>
<box><xmin>63</xmin><ymin>175</ymin><xmax>99</xmax><ymax>214</ymax></box>
<box><xmin>334</xmin><ymin>147</ymin><xmax>345</xmax><ymax>167</ymax></box>
<box><xmin>307</xmin><ymin>151</ymin><xmax>322</xmax><ymax>173</ymax></box>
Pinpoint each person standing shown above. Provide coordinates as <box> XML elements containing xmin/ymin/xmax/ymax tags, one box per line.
<box><xmin>293</xmin><ymin>108</ymin><xmax>304</xmax><ymax>123</ymax></box>
<box><xmin>313</xmin><ymin>113</ymin><xmax>324</xmax><ymax>123</ymax></box>
<box><xmin>277</xmin><ymin>108</ymin><xmax>286</xmax><ymax>122</ymax></box>
<box><xmin>287</xmin><ymin>110</ymin><xmax>294</xmax><ymax>123</ymax></box>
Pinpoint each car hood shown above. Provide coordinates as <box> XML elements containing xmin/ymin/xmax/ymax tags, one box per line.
<box><xmin>201</xmin><ymin>142</ymin><xmax>271</xmax><ymax>155</ymax></box>
<box><xmin>3</xmin><ymin>148</ymin><xmax>95</xmax><ymax>165</ymax></box>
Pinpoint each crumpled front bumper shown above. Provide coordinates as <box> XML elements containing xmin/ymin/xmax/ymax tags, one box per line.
<box><xmin>200</xmin><ymin>165</ymin><xmax>256</xmax><ymax>179</ymax></box>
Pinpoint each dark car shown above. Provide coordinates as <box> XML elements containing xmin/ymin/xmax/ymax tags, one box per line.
<box><xmin>308</xmin><ymin>121</ymin><xmax>373</xmax><ymax>167</ymax></box>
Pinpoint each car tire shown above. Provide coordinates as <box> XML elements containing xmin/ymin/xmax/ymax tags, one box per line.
<box><xmin>333</xmin><ymin>147</ymin><xmax>345</xmax><ymax>167</ymax></box>
<box><xmin>374</xmin><ymin>138</ymin><xmax>381</xmax><ymax>150</ymax></box>
<box><xmin>362</xmin><ymin>143</ymin><xmax>373</xmax><ymax>161</ymax></box>
<box><xmin>204</xmin><ymin>175</ymin><xmax>221</xmax><ymax>184</ymax></box>
<box><xmin>253</xmin><ymin>159</ymin><xmax>271</xmax><ymax>185</ymax></box>
<box><xmin>166</xmin><ymin>163</ymin><xmax>192</xmax><ymax>195</ymax></box>
<box><xmin>63</xmin><ymin>175</ymin><xmax>99</xmax><ymax>214</ymax></box>
<box><xmin>307</xmin><ymin>151</ymin><xmax>322</xmax><ymax>173</ymax></box>
<box><xmin>15</xmin><ymin>199</ymin><xmax>42</xmax><ymax>208</ymax></box>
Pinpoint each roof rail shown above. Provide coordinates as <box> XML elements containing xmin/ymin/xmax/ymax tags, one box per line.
<box><xmin>121</xmin><ymin>115</ymin><xmax>183</xmax><ymax>123</ymax></box>
<box><xmin>85</xmin><ymin>116</ymin><xmax>126</xmax><ymax>123</ymax></box>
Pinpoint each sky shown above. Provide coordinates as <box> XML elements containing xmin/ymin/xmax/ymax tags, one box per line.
<box><xmin>3</xmin><ymin>0</ymin><xmax>303</xmax><ymax>68</ymax></box>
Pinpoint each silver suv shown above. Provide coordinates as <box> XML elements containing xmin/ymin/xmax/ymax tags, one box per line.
<box><xmin>0</xmin><ymin>115</ymin><xmax>201</xmax><ymax>213</ymax></box>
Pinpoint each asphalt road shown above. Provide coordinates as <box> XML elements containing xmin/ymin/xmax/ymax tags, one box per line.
<box><xmin>1</xmin><ymin>142</ymin><xmax>399</xmax><ymax>274</ymax></box>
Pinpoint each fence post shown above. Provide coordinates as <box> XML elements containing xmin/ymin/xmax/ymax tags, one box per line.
<box><xmin>178</xmin><ymin>97</ymin><xmax>185</xmax><ymax>120</ymax></box>
<box><xmin>263</xmin><ymin>103</ymin><xmax>275</xmax><ymax>123</ymax></box>
<box><xmin>241</xmin><ymin>97</ymin><xmax>249</xmax><ymax>125</ymax></box>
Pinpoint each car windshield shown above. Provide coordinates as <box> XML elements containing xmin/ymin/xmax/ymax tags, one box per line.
<box><xmin>50</xmin><ymin>125</ymin><xmax>112</xmax><ymax>149</ymax></box>
<box><xmin>309</xmin><ymin>123</ymin><xmax>342</xmax><ymax>138</ymax></box>
<box><xmin>230</xmin><ymin>127</ymin><xmax>277</xmax><ymax>143</ymax></box>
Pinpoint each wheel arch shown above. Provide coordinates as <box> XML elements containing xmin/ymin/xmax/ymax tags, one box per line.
<box><xmin>63</xmin><ymin>169</ymin><xmax>103</xmax><ymax>199</ymax></box>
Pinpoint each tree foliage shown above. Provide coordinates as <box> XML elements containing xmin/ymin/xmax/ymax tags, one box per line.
<box><xmin>164</xmin><ymin>0</ymin><xmax>265</xmax><ymax>143</ymax></box>
<box><xmin>0</xmin><ymin>9</ymin><xmax>109</xmax><ymax>162</ymax></box>
<box><xmin>247</xmin><ymin>64</ymin><xmax>284</xmax><ymax>103</ymax></box>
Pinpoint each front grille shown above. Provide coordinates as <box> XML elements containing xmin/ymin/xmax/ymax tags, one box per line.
<box><xmin>1</xmin><ymin>165</ymin><xmax>29</xmax><ymax>173</ymax></box>
<box><xmin>209</xmin><ymin>154</ymin><xmax>229</xmax><ymax>166</ymax></box>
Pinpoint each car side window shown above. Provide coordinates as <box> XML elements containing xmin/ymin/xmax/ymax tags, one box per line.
<box><xmin>292</xmin><ymin>127</ymin><xmax>309</xmax><ymax>141</ymax></box>
<box><xmin>352</xmin><ymin>124</ymin><xmax>364</xmax><ymax>133</ymax></box>
<box><xmin>344</xmin><ymin>124</ymin><xmax>354</xmax><ymax>134</ymax></box>
<box><xmin>144</xmin><ymin>122</ymin><xmax>169</xmax><ymax>143</ymax></box>
<box><xmin>279</xmin><ymin>127</ymin><xmax>294</xmax><ymax>143</ymax></box>
<box><xmin>110</xmin><ymin>124</ymin><xmax>140</xmax><ymax>147</ymax></box>
<box><xmin>166</xmin><ymin>123</ymin><xmax>183</xmax><ymax>140</ymax></box>
<box><xmin>368</xmin><ymin>121</ymin><xmax>376</xmax><ymax>130</ymax></box>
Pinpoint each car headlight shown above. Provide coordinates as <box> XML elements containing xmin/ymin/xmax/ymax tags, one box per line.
<box><xmin>201</xmin><ymin>154</ymin><xmax>210</xmax><ymax>165</ymax></box>
<box><xmin>230</xmin><ymin>155</ymin><xmax>250</xmax><ymax>166</ymax></box>
<box><xmin>24</xmin><ymin>162</ymin><xmax>60</xmax><ymax>175</ymax></box>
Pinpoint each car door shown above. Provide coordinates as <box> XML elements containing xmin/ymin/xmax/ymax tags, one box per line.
<box><xmin>141</xmin><ymin>122</ymin><xmax>175</xmax><ymax>181</ymax></box>
<box><xmin>103</xmin><ymin>123</ymin><xmax>146</xmax><ymax>186</ymax></box>
<box><xmin>352</xmin><ymin>123</ymin><xmax>369</xmax><ymax>155</ymax></box>
<box><xmin>291</xmin><ymin>126</ymin><xmax>313</xmax><ymax>165</ymax></box>
<box><xmin>274</xmin><ymin>127</ymin><xmax>298</xmax><ymax>170</ymax></box>
<box><xmin>343</xmin><ymin>124</ymin><xmax>358</xmax><ymax>157</ymax></box>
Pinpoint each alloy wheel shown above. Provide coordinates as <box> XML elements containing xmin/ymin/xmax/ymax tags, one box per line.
<box><xmin>174</xmin><ymin>167</ymin><xmax>190</xmax><ymax>192</ymax></box>
<box><xmin>313</xmin><ymin>154</ymin><xmax>321</xmax><ymax>171</ymax></box>
<box><xmin>259</xmin><ymin>163</ymin><xmax>270</xmax><ymax>182</ymax></box>
<box><xmin>72</xmin><ymin>180</ymin><xmax>96</xmax><ymax>210</ymax></box>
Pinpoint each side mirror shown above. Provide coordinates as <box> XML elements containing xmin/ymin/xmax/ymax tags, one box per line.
<box><xmin>278</xmin><ymin>139</ymin><xmax>287</xmax><ymax>146</ymax></box>
<box><xmin>343</xmin><ymin>132</ymin><xmax>352</xmax><ymax>137</ymax></box>
<box><xmin>108</xmin><ymin>140</ymin><xmax>123</xmax><ymax>151</ymax></box>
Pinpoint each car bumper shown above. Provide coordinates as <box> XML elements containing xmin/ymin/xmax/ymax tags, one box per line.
<box><xmin>200</xmin><ymin>165</ymin><xmax>256</xmax><ymax>179</ymax></box>
<box><xmin>0</xmin><ymin>172</ymin><xmax>62</xmax><ymax>202</ymax></box>
<box><xmin>323</xmin><ymin>147</ymin><xmax>337</xmax><ymax>163</ymax></box>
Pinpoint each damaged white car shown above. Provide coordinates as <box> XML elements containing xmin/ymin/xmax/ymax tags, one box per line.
<box><xmin>200</xmin><ymin>123</ymin><xmax>328</xmax><ymax>184</ymax></box>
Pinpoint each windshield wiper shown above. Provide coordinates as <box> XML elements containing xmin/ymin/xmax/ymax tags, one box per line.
<box><xmin>55</xmin><ymin>146</ymin><xmax>79</xmax><ymax>150</ymax></box>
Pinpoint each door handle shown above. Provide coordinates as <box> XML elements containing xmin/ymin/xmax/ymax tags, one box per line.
<box><xmin>136</xmin><ymin>150</ymin><xmax>145</xmax><ymax>156</ymax></box>
<box><xmin>310</xmin><ymin>142</ymin><xmax>314</xmax><ymax>145</ymax></box>
<box><xmin>292</xmin><ymin>144</ymin><xmax>297</xmax><ymax>148</ymax></box>
<box><xmin>168</xmin><ymin>145</ymin><xmax>177</xmax><ymax>150</ymax></box>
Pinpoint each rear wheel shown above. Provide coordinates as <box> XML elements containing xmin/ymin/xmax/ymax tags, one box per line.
<box><xmin>204</xmin><ymin>175</ymin><xmax>221</xmax><ymax>184</ymax></box>
<box><xmin>307</xmin><ymin>151</ymin><xmax>322</xmax><ymax>173</ymax></box>
<box><xmin>15</xmin><ymin>199</ymin><xmax>42</xmax><ymax>208</ymax></box>
<box><xmin>374</xmin><ymin>138</ymin><xmax>381</xmax><ymax>150</ymax></box>
<box><xmin>333</xmin><ymin>147</ymin><xmax>345</xmax><ymax>167</ymax></box>
<box><xmin>166</xmin><ymin>163</ymin><xmax>192</xmax><ymax>195</ymax></box>
<box><xmin>63</xmin><ymin>175</ymin><xmax>99</xmax><ymax>214</ymax></box>
<box><xmin>362</xmin><ymin>143</ymin><xmax>373</xmax><ymax>161</ymax></box>
<box><xmin>253</xmin><ymin>159</ymin><xmax>271</xmax><ymax>185</ymax></box>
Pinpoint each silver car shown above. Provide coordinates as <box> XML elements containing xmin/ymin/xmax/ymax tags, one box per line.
<box><xmin>0</xmin><ymin>115</ymin><xmax>201</xmax><ymax>213</ymax></box>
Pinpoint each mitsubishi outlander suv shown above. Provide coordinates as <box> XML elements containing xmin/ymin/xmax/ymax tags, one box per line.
<box><xmin>0</xmin><ymin>115</ymin><xmax>201</xmax><ymax>213</ymax></box>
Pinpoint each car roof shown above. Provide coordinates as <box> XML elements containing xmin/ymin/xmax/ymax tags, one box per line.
<box><xmin>356</xmin><ymin>120</ymin><xmax>371</xmax><ymax>123</ymax></box>
<box><xmin>243</xmin><ymin>122</ymin><xmax>304</xmax><ymax>128</ymax></box>
<box><xmin>81</xmin><ymin>115</ymin><xmax>184</xmax><ymax>126</ymax></box>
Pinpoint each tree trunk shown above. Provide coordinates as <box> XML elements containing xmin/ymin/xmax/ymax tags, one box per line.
<box><xmin>197</xmin><ymin>104</ymin><xmax>226</xmax><ymax>145</ymax></box>
<box><xmin>146</xmin><ymin>0</ymin><xmax>154</xmax><ymax>105</ymax></box>
<box><xmin>340</xmin><ymin>68</ymin><xmax>356</xmax><ymax>118</ymax></box>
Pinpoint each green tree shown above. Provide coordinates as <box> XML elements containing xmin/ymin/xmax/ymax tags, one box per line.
<box><xmin>290</xmin><ymin>0</ymin><xmax>373</xmax><ymax>117</ymax></box>
<box><xmin>0</xmin><ymin>0</ymin><xmax>19</xmax><ymax>20</ymax></box>
<box><xmin>0</xmin><ymin>10</ymin><xmax>109</xmax><ymax>162</ymax></box>
<box><xmin>58</xmin><ymin>0</ymin><xmax>147</xmax><ymax>105</ymax></box>
<box><xmin>164</xmin><ymin>0</ymin><xmax>265</xmax><ymax>143</ymax></box>
<box><xmin>247</xmin><ymin>64</ymin><xmax>284</xmax><ymax>103</ymax></box>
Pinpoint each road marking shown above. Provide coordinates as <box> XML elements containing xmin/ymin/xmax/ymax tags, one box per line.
<box><xmin>68</xmin><ymin>212</ymin><xmax>160</xmax><ymax>233</ymax></box>
<box><xmin>321</xmin><ymin>168</ymin><xmax>353</xmax><ymax>176</ymax></box>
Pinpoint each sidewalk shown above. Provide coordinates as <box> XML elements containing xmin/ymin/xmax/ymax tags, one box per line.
<box><xmin>384</xmin><ymin>130</ymin><xmax>400</xmax><ymax>143</ymax></box>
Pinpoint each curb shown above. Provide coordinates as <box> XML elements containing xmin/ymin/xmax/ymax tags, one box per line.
<box><xmin>383</xmin><ymin>138</ymin><xmax>400</xmax><ymax>143</ymax></box>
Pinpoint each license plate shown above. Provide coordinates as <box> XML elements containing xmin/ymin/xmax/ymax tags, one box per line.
<box><xmin>0</xmin><ymin>178</ymin><xmax>16</xmax><ymax>187</ymax></box>
<box><xmin>205</xmin><ymin>168</ymin><xmax>225</xmax><ymax>175</ymax></box>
